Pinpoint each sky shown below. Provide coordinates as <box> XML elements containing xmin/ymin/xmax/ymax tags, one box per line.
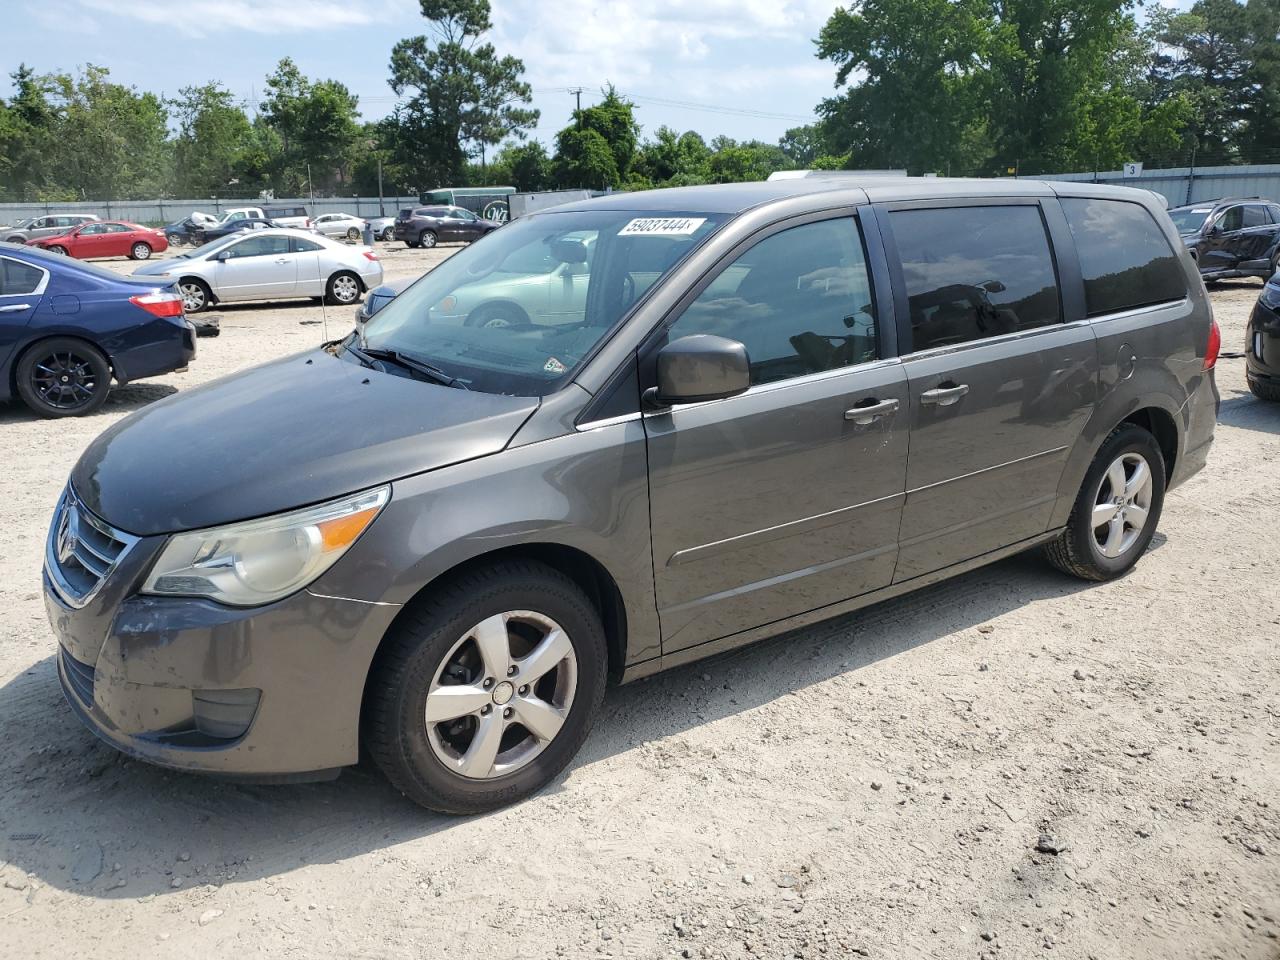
<box><xmin>5</xmin><ymin>0</ymin><xmax>842</xmax><ymax>146</ymax></box>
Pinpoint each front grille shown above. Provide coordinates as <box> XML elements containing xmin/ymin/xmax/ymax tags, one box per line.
<box><xmin>60</xmin><ymin>646</ymin><xmax>95</xmax><ymax>706</ymax></box>
<box><xmin>45</xmin><ymin>488</ymin><xmax>137</xmax><ymax>609</ymax></box>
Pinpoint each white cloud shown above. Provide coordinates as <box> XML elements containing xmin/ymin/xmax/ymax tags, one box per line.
<box><xmin>79</xmin><ymin>0</ymin><xmax>395</xmax><ymax>36</ymax></box>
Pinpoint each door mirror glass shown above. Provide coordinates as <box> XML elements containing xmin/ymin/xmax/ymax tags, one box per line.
<box><xmin>550</xmin><ymin>237</ymin><xmax>589</xmax><ymax>264</ymax></box>
<box><xmin>214</xmin><ymin>249</ymin><xmax>232</xmax><ymax>261</ymax></box>
<box><xmin>652</xmin><ymin>335</ymin><xmax>750</xmax><ymax>406</ymax></box>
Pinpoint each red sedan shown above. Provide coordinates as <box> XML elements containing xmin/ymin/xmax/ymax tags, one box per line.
<box><xmin>31</xmin><ymin>221</ymin><xmax>169</xmax><ymax>260</ymax></box>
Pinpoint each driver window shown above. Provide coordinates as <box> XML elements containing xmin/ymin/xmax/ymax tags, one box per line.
<box><xmin>1216</xmin><ymin>206</ymin><xmax>1243</xmax><ymax>232</ymax></box>
<box><xmin>890</xmin><ymin>204</ymin><xmax>1060</xmax><ymax>352</ymax></box>
<box><xmin>665</xmin><ymin>218</ymin><xmax>878</xmax><ymax>386</ymax></box>
<box><xmin>80</xmin><ymin>223</ymin><xmax>105</xmax><ymax>235</ymax></box>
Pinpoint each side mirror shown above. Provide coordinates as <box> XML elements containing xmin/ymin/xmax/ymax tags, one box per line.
<box><xmin>550</xmin><ymin>237</ymin><xmax>589</xmax><ymax>264</ymax></box>
<box><xmin>214</xmin><ymin>249</ymin><xmax>231</xmax><ymax>262</ymax></box>
<box><xmin>1208</xmin><ymin>223</ymin><xmax>1222</xmax><ymax>236</ymax></box>
<box><xmin>649</xmin><ymin>334</ymin><xmax>750</xmax><ymax>407</ymax></box>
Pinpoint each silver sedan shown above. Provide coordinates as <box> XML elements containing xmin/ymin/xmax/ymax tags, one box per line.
<box><xmin>312</xmin><ymin>213</ymin><xmax>368</xmax><ymax>240</ymax></box>
<box><xmin>131</xmin><ymin>228</ymin><xmax>384</xmax><ymax>313</ymax></box>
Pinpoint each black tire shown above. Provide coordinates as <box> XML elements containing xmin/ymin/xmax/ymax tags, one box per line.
<box><xmin>346</xmin><ymin>227</ymin><xmax>361</xmax><ymax>241</ymax></box>
<box><xmin>465</xmin><ymin>302</ymin><xmax>529</xmax><ymax>329</ymax></box>
<box><xmin>326</xmin><ymin>271</ymin><xmax>362</xmax><ymax>306</ymax></box>
<box><xmin>1248</xmin><ymin>377</ymin><xmax>1280</xmax><ymax>402</ymax></box>
<box><xmin>5</xmin><ymin>235</ymin><xmax>25</xmax><ymax>244</ymax></box>
<box><xmin>419</xmin><ymin>230</ymin><xmax>438</xmax><ymax>249</ymax></box>
<box><xmin>380</xmin><ymin>226</ymin><xmax>395</xmax><ymax>241</ymax></box>
<box><xmin>15</xmin><ymin>337</ymin><xmax>111</xmax><ymax>418</ymax></box>
<box><xmin>48</xmin><ymin>245</ymin><xmax>68</xmax><ymax>256</ymax></box>
<box><xmin>1044</xmin><ymin>424</ymin><xmax>1166</xmax><ymax>581</ymax></box>
<box><xmin>406</xmin><ymin>239</ymin><xmax>421</xmax><ymax>249</ymax></box>
<box><xmin>364</xmin><ymin>560</ymin><xmax>608</xmax><ymax>814</ymax></box>
<box><xmin>179</xmin><ymin>278</ymin><xmax>212</xmax><ymax>314</ymax></box>
<box><xmin>129</xmin><ymin>241</ymin><xmax>152</xmax><ymax>260</ymax></box>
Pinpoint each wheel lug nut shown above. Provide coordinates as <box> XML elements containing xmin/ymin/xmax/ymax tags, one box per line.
<box><xmin>482</xmin><ymin>678</ymin><xmax>494</xmax><ymax>688</ymax></box>
<box><xmin>481</xmin><ymin>704</ymin><xmax>492</xmax><ymax>715</ymax></box>
<box><xmin>503</xmin><ymin>707</ymin><xmax>513</xmax><ymax>719</ymax></box>
<box><xmin>518</xmin><ymin>685</ymin><xmax>528</xmax><ymax>695</ymax></box>
<box><xmin>506</xmin><ymin>665</ymin><xmax>518</xmax><ymax>677</ymax></box>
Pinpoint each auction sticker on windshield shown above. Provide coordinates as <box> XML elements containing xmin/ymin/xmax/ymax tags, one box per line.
<box><xmin>618</xmin><ymin>217</ymin><xmax>707</xmax><ymax>236</ymax></box>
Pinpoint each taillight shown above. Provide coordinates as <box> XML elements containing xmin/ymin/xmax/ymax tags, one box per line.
<box><xmin>363</xmin><ymin>251</ymin><xmax>379</xmax><ymax>262</ymax></box>
<box><xmin>130</xmin><ymin>292</ymin><xmax>184</xmax><ymax>318</ymax></box>
<box><xmin>306</xmin><ymin>218</ymin><xmax>312</xmax><ymax>228</ymax></box>
<box><xmin>1203</xmin><ymin>317</ymin><xmax>1221</xmax><ymax>370</ymax></box>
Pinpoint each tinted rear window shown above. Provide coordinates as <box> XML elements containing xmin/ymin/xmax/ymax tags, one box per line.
<box><xmin>890</xmin><ymin>204</ymin><xmax>1061</xmax><ymax>352</ymax></box>
<box><xmin>1061</xmin><ymin>198</ymin><xmax>1186</xmax><ymax>317</ymax></box>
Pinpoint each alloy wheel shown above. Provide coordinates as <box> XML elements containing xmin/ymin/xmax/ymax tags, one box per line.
<box><xmin>30</xmin><ymin>350</ymin><xmax>101</xmax><ymax>411</ymax></box>
<box><xmin>1091</xmin><ymin>452</ymin><xmax>1153</xmax><ymax>558</ymax></box>
<box><xmin>425</xmin><ymin>611</ymin><xmax>578</xmax><ymax>780</ymax></box>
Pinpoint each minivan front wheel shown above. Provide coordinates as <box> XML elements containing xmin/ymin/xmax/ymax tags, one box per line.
<box><xmin>365</xmin><ymin>561</ymin><xmax>607</xmax><ymax>814</ymax></box>
<box><xmin>1045</xmin><ymin>424</ymin><xmax>1165</xmax><ymax>581</ymax></box>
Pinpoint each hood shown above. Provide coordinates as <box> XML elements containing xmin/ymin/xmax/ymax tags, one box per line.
<box><xmin>32</xmin><ymin>231</ymin><xmax>75</xmax><ymax>245</ymax></box>
<box><xmin>72</xmin><ymin>349</ymin><xmax>540</xmax><ymax>536</ymax></box>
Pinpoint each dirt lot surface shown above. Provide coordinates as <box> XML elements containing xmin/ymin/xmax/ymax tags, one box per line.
<box><xmin>0</xmin><ymin>245</ymin><xmax>1276</xmax><ymax>960</ymax></box>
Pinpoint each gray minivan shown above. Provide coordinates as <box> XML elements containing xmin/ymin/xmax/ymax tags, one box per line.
<box><xmin>44</xmin><ymin>179</ymin><xmax>1219</xmax><ymax>813</ymax></box>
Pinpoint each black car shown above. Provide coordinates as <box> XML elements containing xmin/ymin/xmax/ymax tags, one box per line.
<box><xmin>1246</xmin><ymin>271</ymin><xmax>1280</xmax><ymax>401</ymax></box>
<box><xmin>193</xmin><ymin>217</ymin><xmax>282</xmax><ymax>245</ymax></box>
<box><xmin>1169</xmin><ymin>197</ymin><xmax>1280</xmax><ymax>281</ymax></box>
<box><xmin>163</xmin><ymin>216</ymin><xmax>210</xmax><ymax>247</ymax></box>
<box><xmin>393</xmin><ymin>205</ymin><xmax>501</xmax><ymax>249</ymax></box>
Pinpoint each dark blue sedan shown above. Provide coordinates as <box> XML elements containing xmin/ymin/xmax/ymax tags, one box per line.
<box><xmin>0</xmin><ymin>242</ymin><xmax>195</xmax><ymax>417</ymax></box>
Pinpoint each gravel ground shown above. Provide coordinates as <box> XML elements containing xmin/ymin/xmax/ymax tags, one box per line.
<box><xmin>0</xmin><ymin>247</ymin><xmax>1276</xmax><ymax>960</ymax></box>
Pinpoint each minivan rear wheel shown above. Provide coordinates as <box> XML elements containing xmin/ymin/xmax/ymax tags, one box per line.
<box><xmin>364</xmin><ymin>561</ymin><xmax>607</xmax><ymax>814</ymax></box>
<box><xmin>1044</xmin><ymin>424</ymin><xmax>1165</xmax><ymax>581</ymax></box>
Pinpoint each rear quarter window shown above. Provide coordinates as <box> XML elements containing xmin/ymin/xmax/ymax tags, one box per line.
<box><xmin>1061</xmin><ymin>198</ymin><xmax>1186</xmax><ymax>317</ymax></box>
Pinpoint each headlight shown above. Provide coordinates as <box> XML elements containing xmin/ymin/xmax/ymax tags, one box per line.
<box><xmin>141</xmin><ymin>486</ymin><xmax>389</xmax><ymax>606</ymax></box>
<box><xmin>1259</xmin><ymin>281</ymin><xmax>1280</xmax><ymax>311</ymax></box>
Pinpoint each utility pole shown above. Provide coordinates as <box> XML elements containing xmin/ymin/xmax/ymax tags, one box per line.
<box><xmin>377</xmin><ymin>155</ymin><xmax>385</xmax><ymax>217</ymax></box>
<box><xmin>569</xmin><ymin>87</ymin><xmax>584</xmax><ymax>126</ymax></box>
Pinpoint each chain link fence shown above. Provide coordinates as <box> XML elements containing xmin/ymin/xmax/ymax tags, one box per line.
<box><xmin>0</xmin><ymin>196</ymin><xmax>417</xmax><ymax>227</ymax></box>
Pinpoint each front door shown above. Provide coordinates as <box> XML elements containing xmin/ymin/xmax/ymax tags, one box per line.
<box><xmin>644</xmin><ymin>215</ymin><xmax>909</xmax><ymax>653</ymax></box>
<box><xmin>212</xmin><ymin>234</ymin><xmax>297</xmax><ymax>300</ymax></box>
<box><xmin>880</xmin><ymin>200</ymin><xmax>1097</xmax><ymax>581</ymax></box>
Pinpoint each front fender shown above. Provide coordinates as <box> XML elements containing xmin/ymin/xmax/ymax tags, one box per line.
<box><xmin>309</xmin><ymin>419</ymin><xmax>659</xmax><ymax>667</ymax></box>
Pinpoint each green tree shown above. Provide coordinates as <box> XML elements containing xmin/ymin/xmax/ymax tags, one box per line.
<box><xmin>42</xmin><ymin>65</ymin><xmax>170</xmax><ymax>199</ymax></box>
<box><xmin>170</xmin><ymin>83</ymin><xmax>254</xmax><ymax>196</ymax></box>
<box><xmin>496</xmin><ymin>141</ymin><xmax>552</xmax><ymax>191</ymax></box>
<box><xmin>553</xmin><ymin>127</ymin><xmax>619</xmax><ymax>189</ymax></box>
<box><xmin>573</xmin><ymin>85</ymin><xmax>641</xmax><ymax>180</ymax></box>
<box><xmin>261</xmin><ymin>58</ymin><xmax>361</xmax><ymax>193</ymax></box>
<box><xmin>635</xmin><ymin>126</ymin><xmax>711</xmax><ymax>184</ymax></box>
<box><xmin>779</xmin><ymin>124</ymin><xmax>824</xmax><ymax>166</ymax></box>
<box><xmin>388</xmin><ymin>0</ymin><xmax>538</xmax><ymax>187</ymax></box>
<box><xmin>817</xmin><ymin>0</ymin><xmax>992</xmax><ymax>175</ymax></box>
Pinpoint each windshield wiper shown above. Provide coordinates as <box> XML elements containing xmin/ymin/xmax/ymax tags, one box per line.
<box><xmin>344</xmin><ymin>340</ymin><xmax>469</xmax><ymax>390</ymax></box>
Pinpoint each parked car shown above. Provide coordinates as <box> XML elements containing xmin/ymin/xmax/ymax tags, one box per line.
<box><xmin>132</xmin><ymin>228</ymin><xmax>383</xmax><ymax>312</ymax></box>
<box><xmin>368</xmin><ymin>215</ymin><xmax>396</xmax><ymax>241</ymax></box>
<box><xmin>1169</xmin><ymin>197</ymin><xmax>1280</xmax><ymax>281</ymax></box>
<box><xmin>393</xmin><ymin>205</ymin><xmax>502</xmax><ymax>248</ymax></box>
<box><xmin>1246</xmin><ymin>270</ymin><xmax>1280</xmax><ymax>401</ymax></box>
<box><xmin>354</xmin><ymin>276</ymin><xmax>413</xmax><ymax>325</ymax></box>
<box><xmin>164</xmin><ymin>212</ymin><xmax>219</xmax><ymax>248</ymax></box>
<box><xmin>192</xmin><ymin>216</ymin><xmax>282</xmax><ymax>245</ymax></box>
<box><xmin>4</xmin><ymin>214</ymin><xmax>100</xmax><ymax>244</ymax></box>
<box><xmin>30</xmin><ymin>221</ymin><xmax>169</xmax><ymax>260</ymax></box>
<box><xmin>43</xmin><ymin>179</ymin><xmax>1219</xmax><ymax>813</ymax></box>
<box><xmin>312</xmin><ymin>212</ymin><xmax>368</xmax><ymax>241</ymax></box>
<box><xmin>262</xmin><ymin>205</ymin><xmax>312</xmax><ymax>229</ymax></box>
<box><xmin>0</xmin><ymin>242</ymin><xmax>194</xmax><ymax>417</ymax></box>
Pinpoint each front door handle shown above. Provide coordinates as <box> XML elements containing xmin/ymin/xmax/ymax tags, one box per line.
<box><xmin>845</xmin><ymin>398</ymin><xmax>900</xmax><ymax>424</ymax></box>
<box><xmin>275</xmin><ymin>258</ymin><xmax>289</xmax><ymax>264</ymax></box>
<box><xmin>920</xmin><ymin>383</ymin><xmax>970</xmax><ymax>406</ymax></box>
<box><xmin>0</xmin><ymin>303</ymin><xmax>31</xmax><ymax>312</ymax></box>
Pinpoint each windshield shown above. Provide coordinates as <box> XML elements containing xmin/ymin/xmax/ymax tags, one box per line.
<box><xmin>1169</xmin><ymin>207</ymin><xmax>1211</xmax><ymax>234</ymax></box>
<box><xmin>177</xmin><ymin>234</ymin><xmax>243</xmax><ymax>260</ymax></box>
<box><xmin>361</xmin><ymin>209</ymin><xmax>726</xmax><ymax>395</ymax></box>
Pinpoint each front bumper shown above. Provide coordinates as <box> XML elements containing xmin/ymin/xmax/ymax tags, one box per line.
<box><xmin>45</xmin><ymin>562</ymin><xmax>400</xmax><ymax>778</ymax></box>
<box><xmin>1246</xmin><ymin>299</ymin><xmax>1280</xmax><ymax>384</ymax></box>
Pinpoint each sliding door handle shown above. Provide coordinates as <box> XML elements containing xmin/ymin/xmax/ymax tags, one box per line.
<box><xmin>845</xmin><ymin>398</ymin><xmax>900</xmax><ymax>424</ymax></box>
<box><xmin>920</xmin><ymin>383</ymin><xmax>970</xmax><ymax>406</ymax></box>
